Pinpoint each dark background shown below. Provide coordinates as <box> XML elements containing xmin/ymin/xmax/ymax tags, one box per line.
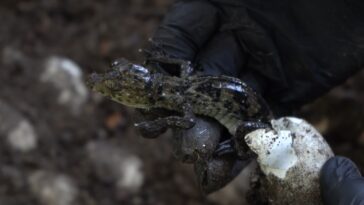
<box><xmin>0</xmin><ymin>0</ymin><xmax>363</xmax><ymax>204</ymax></box>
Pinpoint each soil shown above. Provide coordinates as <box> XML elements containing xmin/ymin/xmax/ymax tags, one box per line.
<box><xmin>0</xmin><ymin>1</ymin><xmax>363</xmax><ymax>205</ymax></box>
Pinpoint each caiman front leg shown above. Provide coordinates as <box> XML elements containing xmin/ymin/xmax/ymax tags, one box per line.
<box><xmin>135</xmin><ymin>116</ymin><xmax>195</xmax><ymax>138</ymax></box>
<box><xmin>134</xmin><ymin>103</ymin><xmax>196</xmax><ymax>138</ymax></box>
<box><xmin>214</xmin><ymin>121</ymin><xmax>271</xmax><ymax>158</ymax></box>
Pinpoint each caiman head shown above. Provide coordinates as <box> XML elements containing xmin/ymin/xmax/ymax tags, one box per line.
<box><xmin>86</xmin><ymin>59</ymin><xmax>156</xmax><ymax>109</ymax></box>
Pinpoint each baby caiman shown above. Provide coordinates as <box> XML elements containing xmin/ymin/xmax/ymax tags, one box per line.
<box><xmin>86</xmin><ymin>58</ymin><xmax>272</xmax><ymax>158</ymax></box>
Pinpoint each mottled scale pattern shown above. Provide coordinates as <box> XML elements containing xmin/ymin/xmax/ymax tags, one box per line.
<box><xmin>157</xmin><ymin>75</ymin><xmax>271</xmax><ymax>135</ymax></box>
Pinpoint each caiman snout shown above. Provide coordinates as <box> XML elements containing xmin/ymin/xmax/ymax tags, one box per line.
<box><xmin>86</xmin><ymin>73</ymin><xmax>103</xmax><ymax>89</ymax></box>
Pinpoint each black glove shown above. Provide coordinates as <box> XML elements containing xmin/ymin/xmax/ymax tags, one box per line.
<box><xmin>150</xmin><ymin>0</ymin><xmax>364</xmax><ymax>114</ymax></box>
<box><xmin>321</xmin><ymin>156</ymin><xmax>364</xmax><ymax>205</ymax></box>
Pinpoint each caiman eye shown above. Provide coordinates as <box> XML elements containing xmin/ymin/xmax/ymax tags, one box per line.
<box><xmin>131</xmin><ymin>64</ymin><xmax>149</xmax><ymax>74</ymax></box>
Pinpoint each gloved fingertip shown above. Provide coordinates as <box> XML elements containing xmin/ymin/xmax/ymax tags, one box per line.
<box><xmin>320</xmin><ymin>156</ymin><xmax>364</xmax><ymax>205</ymax></box>
<box><xmin>320</xmin><ymin>156</ymin><xmax>363</xmax><ymax>205</ymax></box>
<box><xmin>151</xmin><ymin>1</ymin><xmax>220</xmax><ymax>61</ymax></box>
<box><xmin>321</xmin><ymin>157</ymin><xmax>361</xmax><ymax>183</ymax></box>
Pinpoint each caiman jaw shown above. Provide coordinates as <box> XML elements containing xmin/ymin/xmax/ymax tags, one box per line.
<box><xmin>86</xmin><ymin>73</ymin><xmax>116</xmax><ymax>97</ymax></box>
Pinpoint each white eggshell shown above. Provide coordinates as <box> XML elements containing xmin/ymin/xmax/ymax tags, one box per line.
<box><xmin>245</xmin><ymin>117</ymin><xmax>334</xmax><ymax>205</ymax></box>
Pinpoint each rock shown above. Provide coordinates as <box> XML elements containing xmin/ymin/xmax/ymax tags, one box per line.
<box><xmin>28</xmin><ymin>171</ymin><xmax>78</xmax><ymax>205</ymax></box>
<box><xmin>358</xmin><ymin>131</ymin><xmax>364</xmax><ymax>146</ymax></box>
<box><xmin>105</xmin><ymin>112</ymin><xmax>126</xmax><ymax>130</ymax></box>
<box><xmin>7</xmin><ymin>120</ymin><xmax>37</xmax><ymax>152</ymax></box>
<box><xmin>1</xmin><ymin>165</ymin><xmax>26</xmax><ymax>189</ymax></box>
<box><xmin>40</xmin><ymin>56</ymin><xmax>88</xmax><ymax>115</ymax></box>
<box><xmin>313</xmin><ymin>117</ymin><xmax>330</xmax><ymax>134</ymax></box>
<box><xmin>2</xmin><ymin>46</ymin><xmax>27</xmax><ymax>66</ymax></box>
<box><xmin>86</xmin><ymin>141</ymin><xmax>144</xmax><ymax>193</ymax></box>
<box><xmin>0</xmin><ymin>99</ymin><xmax>37</xmax><ymax>152</ymax></box>
<box><xmin>245</xmin><ymin>117</ymin><xmax>334</xmax><ymax>205</ymax></box>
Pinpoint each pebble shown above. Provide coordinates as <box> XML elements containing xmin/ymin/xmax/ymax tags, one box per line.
<box><xmin>358</xmin><ymin>131</ymin><xmax>364</xmax><ymax>146</ymax></box>
<box><xmin>28</xmin><ymin>170</ymin><xmax>78</xmax><ymax>205</ymax></box>
<box><xmin>2</xmin><ymin>46</ymin><xmax>26</xmax><ymax>66</ymax></box>
<box><xmin>86</xmin><ymin>141</ymin><xmax>144</xmax><ymax>193</ymax></box>
<box><xmin>40</xmin><ymin>56</ymin><xmax>88</xmax><ymax>115</ymax></box>
<box><xmin>0</xmin><ymin>99</ymin><xmax>38</xmax><ymax>152</ymax></box>
<box><xmin>7</xmin><ymin>120</ymin><xmax>37</xmax><ymax>152</ymax></box>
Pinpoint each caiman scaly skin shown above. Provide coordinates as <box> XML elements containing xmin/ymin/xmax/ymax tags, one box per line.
<box><xmin>87</xmin><ymin>58</ymin><xmax>272</xmax><ymax>158</ymax></box>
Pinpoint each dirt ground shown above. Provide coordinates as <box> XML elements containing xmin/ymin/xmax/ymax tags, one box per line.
<box><xmin>0</xmin><ymin>1</ymin><xmax>363</xmax><ymax>205</ymax></box>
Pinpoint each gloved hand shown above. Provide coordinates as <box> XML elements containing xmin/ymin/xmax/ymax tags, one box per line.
<box><xmin>321</xmin><ymin>156</ymin><xmax>364</xmax><ymax>205</ymax></box>
<box><xmin>149</xmin><ymin>0</ymin><xmax>364</xmax><ymax>114</ymax></box>
<box><xmin>141</xmin><ymin>0</ymin><xmax>364</xmax><ymax>193</ymax></box>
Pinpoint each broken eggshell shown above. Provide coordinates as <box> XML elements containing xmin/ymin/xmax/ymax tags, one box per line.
<box><xmin>245</xmin><ymin>117</ymin><xmax>334</xmax><ymax>205</ymax></box>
